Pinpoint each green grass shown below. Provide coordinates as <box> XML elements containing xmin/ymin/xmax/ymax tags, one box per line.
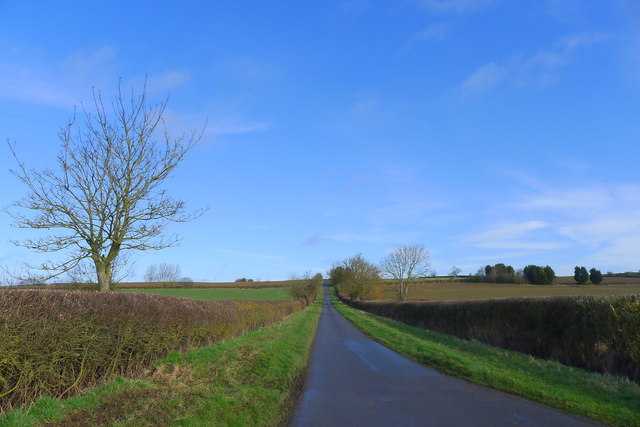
<box><xmin>332</xmin><ymin>288</ymin><xmax>640</xmax><ymax>426</ymax></box>
<box><xmin>0</xmin><ymin>288</ymin><xmax>322</xmax><ymax>426</ymax></box>
<box><xmin>118</xmin><ymin>287</ymin><xmax>292</xmax><ymax>301</ymax></box>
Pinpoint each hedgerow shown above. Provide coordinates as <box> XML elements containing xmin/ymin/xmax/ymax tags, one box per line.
<box><xmin>0</xmin><ymin>290</ymin><xmax>307</xmax><ymax>410</ymax></box>
<box><xmin>338</xmin><ymin>291</ymin><xmax>640</xmax><ymax>382</ymax></box>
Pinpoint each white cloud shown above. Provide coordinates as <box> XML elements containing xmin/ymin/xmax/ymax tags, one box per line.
<box><xmin>466</xmin><ymin>221</ymin><xmax>549</xmax><ymax>242</ymax></box>
<box><xmin>584</xmin><ymin>235</ymin><xmax>640</xmax><ymax>271</ymax></box>
<box><xmin>147</xmin><ymin>70</ymin><xmax>191</xmax><ymax>93</ymax></box>
<box><xmin>327</xmin><ymin>229</ymin><xmax>425</xmax><ymax>245</ymax></box>
<box><xmin>208</xmin><ymin>117</ymin><xmax>273</xmax><ymax>135</ymax></box>
<box><xmin>404</xmin><ymin>23</ymin><xmax>450</xmax><ymax>51</ymax></box>
<box><xmin>466</xmin><ymin>251</ymin><xmax>537</xmax><ymax>261</ymax></box>
<box><xmin>557</xmin><ymin>32</ymin><xmax>612</xmax><ymax>51</ymax></box>
<box><xmin>162</xmin><ymin>110</ymin><xmax>271</xmax><ymax>145</ymax></box>
<box><xmin>218</xmin><ymin>249</ymin><xmax>285</xmax><ymax>261</ymax></box>
<box><xmin>483</xmin><ymin>179</ymin><xmax>640</xmax><ymax>271</ymax></box>
<box><xmin>0</xmin><ymin>68</ymin><xmax>76</xmax><ymax>107</ymax></box>
<box><xmin>455</xmin><ymin>62</ymin><xmax>509</xmax><ymax>97</ymax></box>
<box><xmin>455</xmin><ymin>32</ymin><xmax>612</xmax><ymax>97</ymax></box>
<box><xmin>0</xmin><ymin>45</ymin><xmax>118</xmax><ymax>108</ymax></box>
<box><xmin>473</xmin><ymin>241</ymin><xmax>569</xmax><ymax>250</ymax></box>
<box><xmin>416</xmin><ymin>0</ymin><xmax>502</xmax><ymax>14</ymax></box>
<box><xmin>462</xmin><ymin>221</ymin><xmax>568</xmax><ymax>251</ymax></box>
<box><xmin>61</xmin><ymin>46</ymin><xmax>117</xmax><ymax>82</ymax></box>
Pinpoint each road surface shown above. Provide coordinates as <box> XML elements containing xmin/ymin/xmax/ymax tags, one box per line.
<box><xmin>289</xmin><ymin>282</ymin><xmax>594</xmax><ymax>427</ymax></box>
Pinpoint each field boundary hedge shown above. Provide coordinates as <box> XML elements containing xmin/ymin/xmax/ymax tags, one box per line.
<box><xmin>0</xmin><ymin>289</ymin><xmax>308</xmax><ymax>410</ymax></box>
<box><xmin>338</xmin><ymin>290</ymin><xmax>640</xmax><ymax>382</ymax></box>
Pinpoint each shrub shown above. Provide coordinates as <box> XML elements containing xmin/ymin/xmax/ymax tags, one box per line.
<box><xmin>337</xmin><ymin>292</ymin><xmax>640</xmax><ymax>382</ymax></box>
<box><xmin>523</xmin><ymin>265</ymin><xmax>555</xmax><ymax>285</ymax></box>
<box><xmin>332</xmin><ymin>254</ymin><xmax>382</xmax><ymax>300</ymax></box>
<box><xmin>288</xmin><ymin>273</ymin><xmax>322</xmax><ymax>304</ymax></box>
<box><xmin>328</xmin><ymin>265</ymin><xmax>349</xmax><ymax>286</ymax></box>
<box><xmin>0</xmin><ymin>289</ymin><xmax>307</xmax><ymax>410</ymax></box>
<box><xmin>590</xmin><ymin>268</ymin><xmax>604</xmax><ymax>285</ymax></box>
<box><xmin>467</xmin><ymin>263</ymin><xmax>522</xmax><ymax>284</ymax></box>
<box><xmin>574</xmin><ymin>266</ymin><xmax>589</xmax><ymax>284</ymax></box>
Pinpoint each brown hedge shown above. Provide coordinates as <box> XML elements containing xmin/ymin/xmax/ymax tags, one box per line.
<box><xmin>0</xmin><ymin>290</ymin><xmax>307</xmax><ymax>410</ymax></box>
<box><xmin>339</xmin><ymin>292</ymin><xmax>640</xmax><ymax>382</ymax></box>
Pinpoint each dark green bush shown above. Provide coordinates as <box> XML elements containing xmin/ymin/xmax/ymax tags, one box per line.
<box><xmin>467</xmin><ymin>263</ymin><xmax>522</xmax><ymax>284</ymax></box>
<box><xmin>0</xmin><ymin>290</ymin><xmax>307</xmax><ymax>410</ymax></box>
<box><xmin>590</xmin><ymin>268</ymin><xmax>604</xmax><ymax>285</ymax></box>
<box><xmin>338</xmin><ymin>291</ymin><xmax>640</xmax><ymax>382</ymax></box>
<box><xmin>574</xmin><ymin>266</ymin><xmax>589</xmax><ymax>284</ymax></box>
<box><xmin>523</xmin><ymin>265</ymin><xmax>555</xmax><ymax>285</ymax></box>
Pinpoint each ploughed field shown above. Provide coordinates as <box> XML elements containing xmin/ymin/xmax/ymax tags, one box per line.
<box><xmin>118</xmin><ymin>287</ymin><xmax>292</xmax><ymax>301</ymax></box>
<box><xmin>381</xmin><ymin>276</ymin><xmax>640</xmax><ymax>301</ymax></box>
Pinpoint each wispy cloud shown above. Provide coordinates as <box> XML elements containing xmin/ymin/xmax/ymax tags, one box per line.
<box><xmin>208</xmin><ymin>117</ymin><xmax>273</xmax><ymax>135</ymax></box>
<box><xmin>415</xmin><ymin>0</ymin><xmax>503</xmax><ymax>14</ymax></box>
<box><xmin>455</xmin><ymin>62</ymin><xmax>509</xmax><ymax>97</ymax></box>
<box><xmin>455</xmin><ymin>32</ymin><xmax>612</xmax><ymax>98</ymax></box>
<box><xmin>218</xmin><ymin>56</ymin><xmax>275</xmax><ymax>85</ymax></box>
<box><xmin>466</xmin><ymin>221</ymin><xmax>549</xmax><ymax>242</ymax></box>
<box><xmin>0</xmin><ymin>46</ymin><xmax>119</xmax><ymax>108</ymax></box>
<box><xmin>147</xmin><ymin>70</ymin><xmax>191</xmax><ymax>93</ymax></box>
<box><xmin>300</xmin><ymin>235</ymin><xmax>322</xmax><ymax>247</ymax></box>
<box><xmin>482</xmin><ymin>179</ymin><xmax>640</xmax><ymax>271</ymax></box>
<box><xmin>0</xmin><ymin>45</ymin><xmax>195</xmax><ymax>109</ymax></box>
<box><xmin>218</xmin><ymin>249</ymin><xmax>285</xmax><ymax>261</ymax></box>
<box><xmin>327</xmin><ymin>229</ymin><xmax>426</xmax><ymax>245</ymax></box>
<box><xmin>404</xmin><ymin>23</ymin><xmax>450</xmax><ymax>51</ymax></box>
<box><xmin>162</xmin><ymin>110</ymin><xmax>271</xmax><ymax>145</ymax></box>
<box><xmin>462</xmin><ymin>221</ymin><xmax>567</xmax><ymax>250</ymax></box>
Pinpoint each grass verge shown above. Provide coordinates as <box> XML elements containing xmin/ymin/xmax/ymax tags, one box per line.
<box><xmin>332</xmin><ymin>288</ymin><xmax>640</xmax><ymax>426</ymax></box>
<box><xmin>0</xmin><ymin>287</ymin><xmax>322</xmax><ymax>426</ymax></box>
<box><xmin>118</xmin><ymin>287</ymin><xmax>292</xmax><ymax>301</ymax></box>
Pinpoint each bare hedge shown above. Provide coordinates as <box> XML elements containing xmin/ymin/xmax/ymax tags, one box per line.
<box><xmin>0</xmin><ymin>290</ymin><xmax>307</xmax><ymax>410</ymax></box>
<box><xmin>339</xmin><ymin>292</ymin><xmax>640</xmax><ymax>382</ymax></box>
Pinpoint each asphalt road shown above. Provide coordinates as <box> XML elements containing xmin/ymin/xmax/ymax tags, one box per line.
<box><xmin>289</xmin><ymin>282</ymin><xmax>594</xmax><ymax>427</ymax></box>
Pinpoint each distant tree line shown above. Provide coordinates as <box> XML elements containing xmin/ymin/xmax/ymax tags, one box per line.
<box><xmin>604</xmin><ymin>271</ymin><xmax>640</xmax><ymax>278</ymax></box>
<box><xmin>145</xmin><ymin>263</ymin><xmax>192</xmax><ymax>286</ymax></box>
<box><xmin>468</xmin><ymin>263</ymin><xmax>556</xmax><ymax>285</ymax></box>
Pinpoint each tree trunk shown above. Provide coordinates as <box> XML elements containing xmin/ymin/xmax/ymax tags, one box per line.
<box><xmin>95</xmin><ymin>261</ymin><xmax>112</xmax><ymax>292</ymax></box>
<box><xmin>399</xmin><ymin>279</ymin><xmax>407</xmax><ymax>301</ymax></box>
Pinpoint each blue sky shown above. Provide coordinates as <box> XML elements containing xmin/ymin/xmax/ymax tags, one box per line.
<box><xmin>1</xmin><ymin>1</ymin><xmax>639</xmax><ymax>282</ymax></box>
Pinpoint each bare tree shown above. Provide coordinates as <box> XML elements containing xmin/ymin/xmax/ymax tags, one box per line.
<box><xmin>145</xmin><ymin>262</ymin><xmax>181</xmax><ymax>285</ymax></box>
<box><xmin>380</xmin><ymin>244</ymin><xmax>430</xmax><ymax>301</ymax></box>
<box><xmin>7</xmin><ymin>80</ymin><xmax>204</xmax><ymax>291</ymax></box>
<box><xmin>157</xmin><ymin>263</ymin><xmax>181</xmax><ymax>283</ymax></box>
<box><xmin>450</xmin><ymin>266</ymin><xmax>462</xmax><ymax>278</ymax></box>
<box><xmin>144</xmin><ymin>263</ymin><xmax>158</xmax><ymax>283</ymax></box>
<box><xmin>66</xmin><ymin>252</ymin><xmax>134</xmax><ymax>286</ymax></box>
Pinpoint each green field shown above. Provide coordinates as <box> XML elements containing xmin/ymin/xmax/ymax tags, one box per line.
<box><xmin>118</xmin><ymin>287</ymin><xmax>292</xmax><ymax>301</ymax></box>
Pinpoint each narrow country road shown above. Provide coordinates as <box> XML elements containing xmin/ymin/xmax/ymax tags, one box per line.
<box><xmin>289</xmin><ymin>282</ymin><xmax>594</xmax><ymax>427</ymax></box>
